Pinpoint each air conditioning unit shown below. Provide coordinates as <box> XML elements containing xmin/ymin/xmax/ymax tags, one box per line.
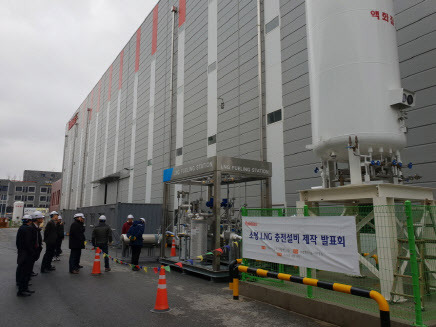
<box><xmin>390</xmin><ymin>88</ymin><xmax>416</xmax><ymax>109</ymax></box>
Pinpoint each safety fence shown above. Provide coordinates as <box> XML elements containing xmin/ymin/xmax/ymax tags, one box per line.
<box><xmin>240</xmin><ymin>202</ymin><xmax>436</xmax><ymax>326</ymax></box>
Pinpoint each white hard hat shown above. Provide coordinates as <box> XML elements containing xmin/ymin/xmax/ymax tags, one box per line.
<box><xmin>58</xmin><ymin>215</ymin><xmax>63</xmax><ymax>220</ymax></box>
<box><xmin>50</xmin><ymin>211</ymin><xmax>59</xmax><ymax>216</ymax></box>
<box><xmin>99</xmin><ymin>215</ymin><xmax>106</xmax><ymax>221</ymax></box>
<box><xmin>32</xmin><ymin>211</ymin><xmax>44</xmax><ymax>219</ymax></box>
<box><xmin>74</xmin><ymin>213</ymin><xmax>84</xmax><ymax>218</ymax></box>
<box><xmin>127</xmin><ymin>214</ymin><xmax>134</xmax><ymax>219</ymax></box>
<box><xmin>22</xmin><ymin>215</ymin><xmax>31</xmax><ymax>220</ymax></box>
<box><xmin>140</xmin><ymin>218</ymin><xmax>145</xmax><ymax>223</ymax></box>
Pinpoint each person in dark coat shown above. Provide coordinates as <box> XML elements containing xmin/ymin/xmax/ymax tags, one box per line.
<box><xmin>69</xmin><ymin>213</ymin><xmax>86</xmax><ymax>274</ymax></box>
<box><xmin>16</xmin><ymin>215</ymin><xmax>32</xmax><ymax>287</ymax></box>
<box><xmin>16</xmin><ymin>215</ymin><xmax>36</xmax><ymax>296</ymax></box>
<box><xmin>121</xmin><ymin>214</ymin><xmax>134</xmax><ymax>258</ymax></box>
<box><xmin>92</xmin><ymin>215</ymin><xmax>113</xmax><ymax>272</ymax></box>
<box><xmin>54</xmin><ymin>215</ymin><xmax>65</xmax><ymax>260</ymax></box>
<box><xmin>41</xmin><ymin>211</ymin><xmax>59</xmax><ymax>273</ymax></box>
<box><xmin>29</xmin><ymin>213</ymin><xmax>43</xmax><ymax>278</ymax></box>
<box><xmin>127</xmin><ymin>218</ymin><xmax>145</xmax><ymax>271</ymax></box>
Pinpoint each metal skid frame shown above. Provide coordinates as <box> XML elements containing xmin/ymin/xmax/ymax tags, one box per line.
<box><xmin>160</xmin><ymin>156</ymin><xmax>272</xmax><ymax>274</ymax></box>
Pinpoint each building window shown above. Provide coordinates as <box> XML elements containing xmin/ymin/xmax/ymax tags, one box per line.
<box><xmin>267</xmin><ymin>109</ymin><xmax>282</xmax><ymax>125</ymax></box>
<box><xmin>176</xmin><ymin>147</ymin><xmax>183</xmax><ymax>157</ymax></box>
<box><xmin>27</xmin><ymin>196</ymin><xmax>34</xmax><ymax>201</ymax></box>
<box><xmin>265</xmin><ymin>16</ymin><xmax>280</xmax><ymax>34</ymax></box>
<box><xmin>41</xmin><ymin>173</ymin><xmax>46</xmax><ymax>177</ymax></box>
<box><xmin>26</xmin><ymin>204</ymin><xmax>33</xmax><ymax>208</ymax></box>
<box><xmin>208</xmin><ymin>134</ymin><xmax>217</xmax><ymax>145</ymax></box>
<box><xmin>15</xmin><ymin>186</ymin><xmax>23</xmax><ymax>192</ymax></box>
<box><xmin>22</xmin><ymin>186</ymin><xmax>28</xmax><ymax>193</ymax></box>
<box><xmin>28</xmin><ymin>187</ymin><xmax>35</xmax><ymax>193</ymax></box>
<box><xmin>40</xmin><ymin>196</ymin><xmax>47</xmax><ymax>202</ymax></box>
<box><xmin>0</xmin><ymin>186</ymin><xmax>8</xmax><ymax>192</ymax></box>
<box><xmin>1</xmin><ymin>195</ymin><xmax>7</xmax><ymax>201</ymax></box>
<box><xmin>15</xmin><ymin>195</ymin><xmax>22</xmax><ymax>201</ymax></box>
<box><xmin>40</xmin><ymin>187</ymin><xmax>47</xmax><ymax>193</ymax></box>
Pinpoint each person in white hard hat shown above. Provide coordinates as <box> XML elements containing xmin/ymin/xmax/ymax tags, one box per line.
<box><xmin>92</xmin><ymin>215</ymin><xmax>113</xmax><ymax>272</ymax></box>
<box><xmin>69</xmin><ymin>213</ymin><xmax>85</xmax><ymax>274</ymax></box>
<box><xmin>54</xmin><ymin>215</ymin><xmax>64</xmax><ymax>260</ymax></box>
<box><xmin>121</xmin><ymin>214</ymin><xmax>134</xmax><ymax>258</ymax></box>
<box><xmin>29</xmin><ymin>212</ymin><xmax>44</xmax><ymax>278</ymax></box>
<box><xmin>41</xmin><ymin>211</ymin><xmax>59</xmax><ymax>273</ymax></box>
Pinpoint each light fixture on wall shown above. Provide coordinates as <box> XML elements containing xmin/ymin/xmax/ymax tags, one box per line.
<box><xmin>218</xmin><ymin>97</ymin><xmax>225</xmax><ymax>110</ymax></box>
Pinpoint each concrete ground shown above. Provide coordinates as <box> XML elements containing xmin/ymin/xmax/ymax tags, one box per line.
<box><xmin>0</xmin><ymin>227</ymin><xmax>336</xmax><ymax>327</ymax></box>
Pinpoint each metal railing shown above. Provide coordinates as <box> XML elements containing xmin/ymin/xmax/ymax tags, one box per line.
<box><xmin>230</xmin><ymin>262</ymin><xmax>390</xmax><ymax>327</ymax></box>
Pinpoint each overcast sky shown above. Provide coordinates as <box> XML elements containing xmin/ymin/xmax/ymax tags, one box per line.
<box><xmin>0</xmin><ymin>0</ymin><xmax>158</xmax><ymax>180</ymax></box>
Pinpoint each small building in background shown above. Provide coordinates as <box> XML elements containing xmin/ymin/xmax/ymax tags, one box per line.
<box><xmin>0</xmin><ymin>170</ymin><xmax>61</xmax><ymax>218</ymax></box>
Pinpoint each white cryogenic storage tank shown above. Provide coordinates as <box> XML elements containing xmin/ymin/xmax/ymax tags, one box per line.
<box><xmin>12</xmin><ymin>201</ymin><xmax>24</xmax><ymax>222</ymax></box>
<box><xmin>305</xmin><ymin>0</ymin><xmax>415</xmax><ymax>185</ymax></box>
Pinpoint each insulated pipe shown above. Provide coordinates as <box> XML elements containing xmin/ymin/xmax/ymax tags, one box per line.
<box><xmin>168</xmin><ymin>6</ymin><xmax>177</xmax><ymax>170</ymax></box>
<box><xmin>257</xmin><ymin>0</ymin><xmax>264</xmax><ymax>163</ymax></box>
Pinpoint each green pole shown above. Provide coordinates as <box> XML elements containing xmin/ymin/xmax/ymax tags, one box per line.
<box><xmin>304</xmin><ymin>205</ymin><xmax>313</xmax><ymax>299</ymax></box>
<box><xmin>405</xmin><ymin>200</ymin><xmax>426</xmax><ymax>327</ymax></box>
<box><xmin>278</xmin><ymin>208</ymin><xmax>284</xmax><ymax>280</ymax></box>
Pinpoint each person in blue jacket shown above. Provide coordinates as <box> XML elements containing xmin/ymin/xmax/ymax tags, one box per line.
<box><xmin>127</xmin><ymin>218</ymin><xmax>145</xmax><ymax>271</ymax></box>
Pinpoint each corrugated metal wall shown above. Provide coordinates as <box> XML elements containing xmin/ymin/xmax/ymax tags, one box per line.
<box><xmin>61</xmin><ymin>0</ymin><xmax>436</xmax><ymax>211</ymax></box>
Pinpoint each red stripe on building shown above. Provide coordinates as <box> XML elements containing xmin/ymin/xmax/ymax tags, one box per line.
<box><xmin>119</xmin><ymin>50</ymin><xmax>124</xmax><ymax>90</ymax></box>
<box><xmin>179</xmin><ymin>0</ymin><xmax>186</xmax><ymax>27</ymax></box>
<box><xmin>152</xmin><ymin>5</ymin><xmax>158</xmax><ymax>55</ymax></box>
<box><xmin>108</xmin><ymin>64</ymin><xmax>113</xmax><ymax>101</ymax></box>
<box><xmin>135</xmin><ymin>28</ymin><xmax>141</xmax><ymax>72</ymax></box>
<box><xmin>97</xmin><ymin>80</ymin><xmax>102</xmax><ymax>112</ymax></box>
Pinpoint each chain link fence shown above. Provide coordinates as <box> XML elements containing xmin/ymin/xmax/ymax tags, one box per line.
<box><xmin>241</xmin><ymin>203</ymin><xmax>436</xmax><ymax>325</ymax></box>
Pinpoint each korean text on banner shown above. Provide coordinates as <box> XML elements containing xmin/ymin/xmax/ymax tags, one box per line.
<box><xmin>242</xmin><ymin>216</ymin><xmax>360</xmax><ymax>275</ymax></box>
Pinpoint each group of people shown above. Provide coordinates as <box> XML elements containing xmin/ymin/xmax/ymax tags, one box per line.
<box><xmin>123</xmin><ymin>216</ymin><xmax>146</xmax><ymax>271</ymax></box>
<box><xmin>16</xmin><ymin>211</ymin><xmax>147</xmax><ymax>296</ymax></box>
<box><xmin>15</xmin><ymin>210</ymin><xmax>64</xmax><ymax>297</ymax></box>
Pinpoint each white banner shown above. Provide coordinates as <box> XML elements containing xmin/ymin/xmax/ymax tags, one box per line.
<box><xmin>242</xmin><ymin>216</ymin><xmax>360</xmax><ymax>275</ymax></box>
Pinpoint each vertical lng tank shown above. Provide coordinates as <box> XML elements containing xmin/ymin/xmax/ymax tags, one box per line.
<box><xmin>305</xmin><ymin>0</ymin><xmax>414</xmax><ymax>185</ymax></box>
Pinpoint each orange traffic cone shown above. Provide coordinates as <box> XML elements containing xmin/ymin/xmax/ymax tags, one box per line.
<box><xmin>91</xmin><ymin>247</ymin><xmax>102</xmax><ymax>275</ymax></box>
<box><xmin>151</xmin><ymin>266</ymin><xmax>170</xmax><ymax>313</ymax></box>
<box><xmin>170</xmin><ymin>238</ymin><xmax>176</xmax><ymax>257</ymax></box>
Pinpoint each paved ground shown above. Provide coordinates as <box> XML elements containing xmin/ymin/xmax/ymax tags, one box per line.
<box><xmin>0</xmin><ymin>227</ymin><xmax>336</xmax><ymax>327</ymax></box>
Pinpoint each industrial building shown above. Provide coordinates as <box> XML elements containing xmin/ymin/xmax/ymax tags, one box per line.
<box><xmin>0</xmin><ymin>170</ymin><xmax>62</xmax><ymax>217</ymax></box>
<box><xmin>61</xmin><ymin>0</ymin><xmax>436</xmax><ymax>213</ymax></box>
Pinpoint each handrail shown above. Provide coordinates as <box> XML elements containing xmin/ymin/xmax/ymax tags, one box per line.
<box><xmin>230</xmin><ymin>263</ymin><xmax>390</xmax><ymax>327</ymax></box>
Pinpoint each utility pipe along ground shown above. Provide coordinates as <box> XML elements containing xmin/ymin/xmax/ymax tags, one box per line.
<box><xmin>230</xmin><ymin>262</ymin><xmax>390</xmax><ymax>327</ymax></box>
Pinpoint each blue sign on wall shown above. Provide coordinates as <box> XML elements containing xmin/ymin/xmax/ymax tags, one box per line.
<box><xmin>163</xmin><ymin>168</ymin><xmax>174</xmax><ymax>182</ymax></box>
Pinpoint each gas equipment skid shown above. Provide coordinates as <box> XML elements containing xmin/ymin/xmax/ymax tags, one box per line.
<box><xmin>160</xmin><ymin>156</ymin><xmax>272</xmax><ymax>279</ymax></box>
<box><xmin>301</xmin><ymin>0</ymin><xmax>435</xmax><ymax>302</ymax></box>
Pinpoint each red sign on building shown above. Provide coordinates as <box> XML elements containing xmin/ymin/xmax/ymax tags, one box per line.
<box><xmin>68</xmin><ymin>114</ymin><xmax>78</xmax><ymax>130</ymax></box>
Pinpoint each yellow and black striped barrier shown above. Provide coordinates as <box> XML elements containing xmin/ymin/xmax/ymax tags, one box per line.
<box><xmin>230</xmin><ymin>263</ymin><xmax>390</xmax><ymax>327</ymax></box>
